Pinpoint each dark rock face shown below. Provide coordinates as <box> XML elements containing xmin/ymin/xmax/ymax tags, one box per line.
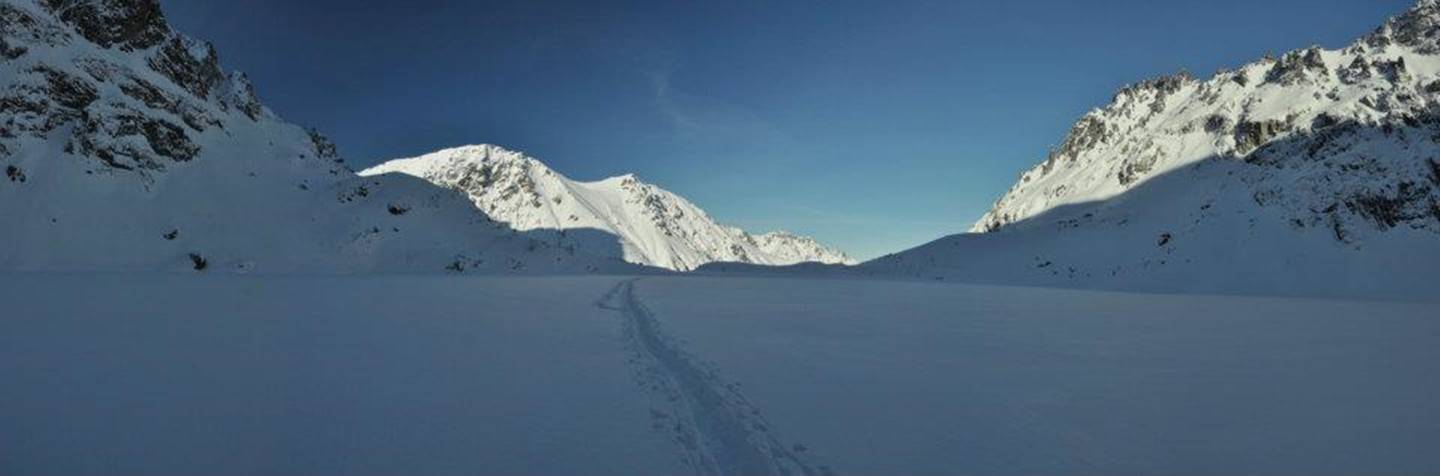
<box><xmin>1112</xmin><ymin>72</ymin><xmax>1195</xmax><ymax>116</ymax></box>
<box><xmin>187</xmin><ymin>252</ymin><xmax>207</xmax><ymax>271</ymax></box>
<box><xmin>1</xmin><ymin>0</ymin><xmax>252</xmax><ymax>176</ymax></box>
<box><xmin>0</xmin><ymin>37</ymin><xmax>26</xmax><ymax>59</ymax></box>
<box><xmin>0</xmin><ymin>67</ymin><xmax>97</xmax><ymax>137</ymax></box>
<box><xmin>223</xmin><ymin>73</ymin><xmax>265</xmax><ymax>120</ymax></box>
<box><xmin>308</xmin><ymin>128</ymin><xmax>340</xmax><ymax>161</ymax></box>
<box><xmin>440</xmin><ymin>159</ymin><xmax>544</xmax><ymax>209</ymax></box>
<box><xmin>1375</xmin><ymin>57</ymin><xmax>1412</xmax><ymax>84</ymax></box>
<box><xmin>1117</xmin><ymin>72</ymin><xmax>1192</xmax><ymax>100</ymax></box>
<box><xmin>43</xmin><ymin>0</ymin><xmax>168</xmax><ymax>51</ymax></box>
<box><xmin>70</xmin><ymin>109</ymin><xmax>198</xmax><ymax>170</ymax></box>
<box><xmin>336</xmin><ymin>184</ymin><xmax>370</xmax><ymax>203</ymax></box>
<box><xmin>1043</xmin><ymin>116</ymin><xmax>1111</xmax><ymax>174</ymax></box>
<box><xmin>0</xmin><ymin>93</ymin><xmax>48</xmax><ymax>130</ymax></box>
<box><xmin>1033</xmin><ymin>73</ymin><xmax>1198</xmax><ymax>178</ymax></box>
<box><xmin>2</xmin><ymin>3</ymin><xmax>70</xmax><ymax>47</ymax></box>
<box><xmin>36</xmin><ymin>66</ymin><xmax>98</xmax><ymax>110</ymax></box>
<box><xmin>1347</xmin><ymin>181</ymin><xmax>1436</xmax><ymax>229</ymax></box>
<box><xmin>1339</xmin><ymin>57</ymin><xmax>1374</xmax><ymax>85</ymax></box>
<box><xmin>1204</xmin><ymin>114</ymin><xmax>1231</xmax><ymax>133</ymax></box>
<box><xmin>117</xmin><ymin>74</ymin><xmax>219</xmax><ymax>131</ymax></box>
<box><xmin>147</xmin><ymin>36</ymin><xmax>224</xmax><ymax>99</ymax></box>
<box><xmin>1117</xmin><ymin>149</ymin><xmax>1160</xmax><ymax>186</ymax></box>
<box><xmin>1311</xmin><ymin>113</ymin><xmax>1340</xmax><ymax>131</ymax></box>
<box><xmin>1235</xmin><ymin>119</ymin><xmax>1291</xmax><ymax>156</ymax></box>
<box><xmin>118</xmin><ymin>75</ymin><xmax>177</xmax><ymax>110</ymax></box>
<box><xmin>1243</xmin><ymin>112</ymin><xmax>1440</xmax><ymax>237</ymax></box>
<box><xmin>1130</xmin><ymin>73</ymin><xmax>1194</xmax><ymax>114</ymax></box>
<box><xmin>135</xmin><ymin>116</ymin><xmax>198</xmax><ymax>162</ymax></box>
<box><xmin>1230</xmin><ymin>71</ymin><xmax>1250</xmax><ymax>87</ymax></box>
<box><xmin>1267</xmin><ymin>47</ymin><xmax>1329</xmax><ymax>85</ymax></box>
<box><xmin>1372</xmin><ymin>1</ymin><xmax>1440</xmax><ymax>54</ymax></box>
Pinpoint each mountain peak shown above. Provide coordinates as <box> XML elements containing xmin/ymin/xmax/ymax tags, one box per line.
<box><xmin>600</xmin><ymin>173</ymin><xmax>644</xmax><ymax>187</ymax></box>
<box><xmin>363</xmin><ymin>146</ymin><xmax>853</xmax><ymax>270</ymax></box>
<box><xmin>428</xmin><ymin>144</ymin><xmax>531</xmax><ymax>163</ymax></box>
<box><xmin>871</xmin><ymin>1</ymin><xmax>1440</xmax><ymax>299</ymax></box>
<box><xmin>1366</xmin><ymin>0</ymin><xmax>1440</xmax><ymax>52</ymax></box>
<box><xmin>971</xmin><ymin>0</ymin><xmax>1440</xmax><ymax>246</ymax></box>
<box><xmin>369</xmin><ymin>144</ymin><xmax>547</xmax><ymax>178</ymax></box>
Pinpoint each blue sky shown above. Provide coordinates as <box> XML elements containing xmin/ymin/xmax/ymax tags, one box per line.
<box><xmin>160</xmin><ymin>0</ymin><xmax>1413</xmax><ymax>259</ymax></box>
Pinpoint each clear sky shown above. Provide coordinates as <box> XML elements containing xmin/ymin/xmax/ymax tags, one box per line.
<box><xmin>160</xmin><ymin>0</ymin><xmax>1413</xmax><ymax>259</ymax></box>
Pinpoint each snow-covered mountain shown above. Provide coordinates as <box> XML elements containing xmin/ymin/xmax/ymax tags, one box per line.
<box><xmin>865</xmin><ymin>0</ymin><xmax>1440</xmax><ymax>300</ymax></box>
<box><xmin>0</xmin><ymin>0</ymin><xmax>633</xmax><ymax>274</ymax></box>
<box><xmin>361</xmin><ymin>145</ymin><xmax>855</xmax><ymax>271</ymax></box>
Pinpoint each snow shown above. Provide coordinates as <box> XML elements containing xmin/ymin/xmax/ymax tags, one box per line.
<box><xmin>360</xmin><ymin>145</ymin><xmax>855</xmax><ymax>271</ymax></box>
<box><xmin>635</xmin><ymin>276</ymin><xmax>1440</xmax><ymax>475</ymax></box>
<box><xmin>0</xmin><ymin>2</ymin><xmax>632</xmax><ymax>275</ymax></box>
<box><xmin>3</xmin><ymin>273</ymin><xmax>1436</xmax><ymax>475</ymax></box>
<box><xmin>972</xmin><ymin>3</ymin><xmax>1440</xmax><ymax>236</ymax></box>
<box><xmin>4</xmin><ymin>2</ymin><xmax>1439</xmax><ymax>474</ymax></box>
<box><xmin>870</xmin><ymin>2</ymin><xmax>1440</xmax><ymax>300</ymax></box>
<box><xmin>0</xmin><ymin>273</ymin><xmax>686</xmax><ymax>475</ymax></box>
<box><xmin>864</xmin><ymin>158</ymin><xmax>1440</xmax><ymax>301</ymax></box>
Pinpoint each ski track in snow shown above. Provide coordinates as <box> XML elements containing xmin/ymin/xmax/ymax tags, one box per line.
<box><xmin>598</xmin><ymin>279</ymin><xmax>835</xmax><ymax>476</ymax></box>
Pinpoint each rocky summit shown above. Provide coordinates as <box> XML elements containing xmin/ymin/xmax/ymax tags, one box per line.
<box><xmin>866</xmin><ymin>0</ymin><xmax>1440</xmax><ymax>300</ymax></box>
<box><xmin>972</xmin><ymin>1</ymin><xmax>1440</xmax><ymax>240</ymax></box>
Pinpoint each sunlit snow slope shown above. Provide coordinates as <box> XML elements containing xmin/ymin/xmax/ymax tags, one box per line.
<box><xmin>362</xmin><ymin>145</ymin><xmax>855</xmax><ymax>271</ymax></box>
<box><xmin>867</xmin><ymin>0</ymin><xmax>1440</xmax><ymax>300</ymax></box>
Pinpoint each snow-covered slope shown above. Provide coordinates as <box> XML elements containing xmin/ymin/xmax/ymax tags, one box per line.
<box><xmin>866</xmin><ymin>0</ymin><xmax>1440</xmax><ymax>300</ymax></box>
<box><xmin>361</xmin><ymin>145</ymin><xmax>855</xmax><ymax>271</ymax></box>
<box><xmin>0</xmin><ymin>0</ymin><xmax>633</xmax><ymax>274</ymax></box>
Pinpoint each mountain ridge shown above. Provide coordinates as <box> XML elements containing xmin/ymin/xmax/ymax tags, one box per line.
<box><xmin>972</xmin><ymin>0</ymin><xmax>1440</xmax><ymax>237</ymax></box>
<box><xmin>361</xmin><ymin>144</ymin><xmax>856</xmax><ymax>271</ymax></box>
<box><xmin>863</xmin><ymin>0</ymin><xmax>1440</xmax><ymax>300</ymax></box>
<box><xmin>0</xmin><ymin>0</ymin><xmax>636</xmax><ymax>274</ymax></box>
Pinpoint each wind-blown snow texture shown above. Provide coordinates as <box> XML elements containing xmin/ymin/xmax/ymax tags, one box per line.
<box><xmin>636</xmin><ymin>277</ymin><xmax>1440</xmax><ymax>475</ymax></box>
<box><xmin>361</xmin><ymin>145</ymin><xmax>855</xmax><ymax>271</ymax></box>
<box><xmin>4</xmin><ymin>274</ymin><xmax>1436</xmax><ymax>475</ymax></box>
<box><xmin>0</xmin><ymin>274</ymin><xmax>690</xmax><ymax>475</ymax></box>
<box><xmin>0</xmin><ymin>0</ymin><xmax>634</xmax><ymax>274</ymax></box>
<box><xmin>7</xmin><ymin>2</ymin><xmax>1438</xmax><ymax>476</ymax></box>
<box><xmin>867</xmin><ymin>1</ymin><xmax>1440</xmax><ymax>300</ymax></box>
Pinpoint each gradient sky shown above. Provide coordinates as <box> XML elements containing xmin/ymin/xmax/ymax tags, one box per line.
<box><xmin>160</xmin><ymin>0</ymin><xmax>1412</xmax><ymax>259</ymax></box>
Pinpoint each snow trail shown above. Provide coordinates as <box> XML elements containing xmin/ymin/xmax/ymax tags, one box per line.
<box><xmin>598</xmin><ymin>279</ymin><xmax>835</xmax><ymax>476</ymax></box>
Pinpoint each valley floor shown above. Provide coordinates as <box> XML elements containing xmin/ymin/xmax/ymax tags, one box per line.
<box><xmin>1</xmin><ymin>274</ymin><xmax>1436</xmax><ymax>475</ymax></box>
